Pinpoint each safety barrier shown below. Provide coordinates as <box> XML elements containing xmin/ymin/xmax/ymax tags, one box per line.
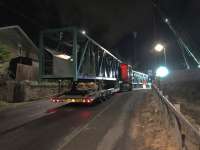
<box><xmin>153</xmin><ymin>85</ymin><xmax>200</xmax><ymax>150</ymax></box>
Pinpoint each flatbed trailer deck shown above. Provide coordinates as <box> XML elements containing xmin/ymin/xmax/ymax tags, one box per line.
<box><xmin>50</xmin><ymin>88</ymin><xmax>119</xmax><ymax>104</ymax></box>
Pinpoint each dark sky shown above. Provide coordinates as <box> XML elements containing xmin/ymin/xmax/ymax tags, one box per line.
<box><xmin>0</xmin><ymin>0</ymin><xmax>200</xmax><ymax>71</ymax></box>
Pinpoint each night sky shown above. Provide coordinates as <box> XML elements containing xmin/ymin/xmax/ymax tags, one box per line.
<box><xmin>0</xmin><ymin>0</ymin><xmax>200</xmax><ymax>71</ymax></box>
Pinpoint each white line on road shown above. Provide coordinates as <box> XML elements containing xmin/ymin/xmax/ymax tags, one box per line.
<box><xmin>56</xmin><ymin>99</ymin><xmax>117</xmax><ymax>150</ymax></box>
<box><xmin>96</xmin><ymin>95</ymin><xmax>132</xmax><ymax>150</ymax></box>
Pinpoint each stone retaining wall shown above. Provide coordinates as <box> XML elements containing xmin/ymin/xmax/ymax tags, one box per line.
<box><xmin>0</xmin><ymin>80</ymin><xmax>68</xmax><ymax>102</ymax></box>
<box><xmin>161</xmin><ymin>69</ymin><xmax>200</xmax><ymax>84</ymax></box>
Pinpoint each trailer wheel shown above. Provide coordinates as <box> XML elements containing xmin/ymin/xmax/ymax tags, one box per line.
<box><xmin>95</xmin><ymin>97</ymin><xmax>103</xmax><ymax>103</ymax></box>
<box><xmin>100</xmin><ymin>94</ymin><xmax>107</xmax><ymax>102</ymax></box>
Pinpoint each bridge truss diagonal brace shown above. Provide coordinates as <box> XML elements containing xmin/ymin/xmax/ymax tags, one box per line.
<box><xmin>39</xmin><ymin>27</ymin><xmax>121</xmax><ymax>81</ymax></box>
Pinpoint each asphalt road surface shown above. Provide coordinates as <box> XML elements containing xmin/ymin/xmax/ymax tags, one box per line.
<box><xmin>0</xmin><ymin>90</ymin><xmax>149</xmax><ymax>150</ymax></box>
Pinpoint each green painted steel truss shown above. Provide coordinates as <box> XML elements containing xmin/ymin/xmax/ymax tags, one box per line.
<box><xmin>39</xmin><ymin>27</ymin><xmax>122</xmax><ymax>81</ymax></box>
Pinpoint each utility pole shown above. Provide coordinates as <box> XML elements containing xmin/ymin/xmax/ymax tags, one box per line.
<box><xmin>132</xmin><ymin>32</ymin><xmax>137</xmax><ymax>66</ymax></box>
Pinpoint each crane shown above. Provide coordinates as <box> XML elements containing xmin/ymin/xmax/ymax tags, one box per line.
<box><xmin>152</xmin><ymin>0</ymin><xmax>200</xmax><ymax>69</ymax></box>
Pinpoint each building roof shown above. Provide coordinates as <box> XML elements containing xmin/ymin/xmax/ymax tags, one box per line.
<box><xmin>0</xmin><ymin>25</ymin><xmax>38</xmax><ymax>54</ymax></box>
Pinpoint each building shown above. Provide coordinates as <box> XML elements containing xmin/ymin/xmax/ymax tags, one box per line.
<box><xmin>0</xmin><ymin>25</ymin><xmax>39</xmax><ymax>81</ymax></box>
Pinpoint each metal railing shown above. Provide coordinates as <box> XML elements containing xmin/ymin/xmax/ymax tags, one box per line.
<box><xmin>153</xmin><ymin>84</ymin><xmax>200</xmax><ymax>150</ymax></box>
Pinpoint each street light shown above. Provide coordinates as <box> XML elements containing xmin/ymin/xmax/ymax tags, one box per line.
<box><xmin>156</xmin><ymin>66</ymin><xmax>169</xmax><ymax>78</ymax></box>
<box><xmin>81</xmin><ymin>30</ymin><xmax>86</xmax><ymax>35</ymax></box>
<box><xmin>154</xmin><ymin>43</ymin><xmax>167</xmax><ymax>66</ymax></box>
<box><xmin>165</xmin><ymin>18</ymin><xmax>169</xmax><ymax>23</ymax></box>
<box><xmin>154</xmin><ymin>43</ymin><xmax>164</xmax><ymax>52</ymax></box>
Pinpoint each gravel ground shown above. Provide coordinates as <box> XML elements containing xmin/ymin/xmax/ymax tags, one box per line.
<box><xmin>163</xmin><ymin>82</ymin><xmax>200</xmax><ymax>130</ymax></box>
<box><xmin>131</xmin><ymin>91</ymin><xmax>179</xmax><ymax>150</ymax></box>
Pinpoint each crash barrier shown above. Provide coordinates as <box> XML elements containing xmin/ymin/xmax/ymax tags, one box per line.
<box><xmin>153</xmin><ymin>85</ymin><xmax>200</xmax><ymax>150</ymax></box>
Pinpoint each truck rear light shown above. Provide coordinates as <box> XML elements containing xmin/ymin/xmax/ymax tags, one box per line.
<box><xmin>52</xmin><ymin>99</ymin><xmax>62</xmax><ymax>102</ymax></box>
<box><xmin>59</xmin><ymin>99</ymin><xmax>64</xmax><ymax>102</ymax></box>
<box><xmin>83</xmin><ymin>96</ymin><xmax>93</xmax><ymax>103</ymax></box>
<box><xmin>51</xmin><ymin>97</ymin><xmax>64</xmax><ymax>103</ymax></box>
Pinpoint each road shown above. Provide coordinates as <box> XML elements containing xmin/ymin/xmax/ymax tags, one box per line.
<box><xmin>0</xmin><ymin>99</ymin><xmax>66</xmax><ymax>134</ymax></box>
<box><xmin>0</xmin><ymin>90</ymin><xmax>149</xmax><ymax>150</ymax></box>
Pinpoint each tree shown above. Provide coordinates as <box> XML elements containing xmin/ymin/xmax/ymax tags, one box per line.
<box><xmin>0</xmin><ymin>43</ymin><xmax>11</xmax><ymax>63</ymax></box>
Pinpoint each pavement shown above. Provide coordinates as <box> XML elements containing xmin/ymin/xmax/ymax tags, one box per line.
<box><xmin>0</xmin><ymin>99</ymin><xmax>66</xmax><ymax>134</ymax></box>
<box><xmin>0</xmin><ymin>90</ymin><xmax>150</xmax><ymax>150</ymax></box>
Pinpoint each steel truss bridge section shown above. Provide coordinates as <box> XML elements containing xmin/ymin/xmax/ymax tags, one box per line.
<box><xmin>132</xmin><ymin>71</ymin><xmax>148</xmax><ymax>84</ymax></box>
<box><xmin>39</xmin><ymin>27</ymin><xmax>122</xmax><ymax>81</ymax></box>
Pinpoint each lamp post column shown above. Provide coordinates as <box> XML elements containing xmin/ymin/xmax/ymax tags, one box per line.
<box><xmin>163</xmin><ymin>47</ymin><xmax>167</xmax><ymax>66</ymax></box>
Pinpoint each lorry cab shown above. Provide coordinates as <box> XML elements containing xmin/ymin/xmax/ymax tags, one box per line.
<box><xmin>119</xmin><ymin>63</ymin><xmax>133</xmax><ymax>91</ymax></box>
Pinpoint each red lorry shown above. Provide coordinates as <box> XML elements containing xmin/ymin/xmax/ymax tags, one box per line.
<box><xmin>119</xmin><ymin>63</ymin><xmax>133</xmax><ymax>91</ymax></box>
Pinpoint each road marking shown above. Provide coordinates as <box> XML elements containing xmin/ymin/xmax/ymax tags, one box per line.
<box><xmin>96</xmin><ymin>96</ymin><xmax>132</xmax><ymax>150</ymax></box>
<box><xmin>56</xmin><ymin>99</ymin><xmax>117</xmax><ymax>150</ymax></box>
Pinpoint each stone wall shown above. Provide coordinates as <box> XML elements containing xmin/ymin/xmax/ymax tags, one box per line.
<box><xmin>0</xmin><ymin>80</ymin><xmax>68</xmax><ymax>102</ymax></box>
<box><xmin>161</xmin><ymin>69</ymin><xmax>200</xmax><ymax>85</ymax></box>
<box><xmin>159</xmin><ymin>69</ymin><xmax>200</xmax><ymax>108</ymax></box>
<box><xmin>23</xmin><ymin>82</ymin><xmax>64</xmax><ymax>101</ymax></box>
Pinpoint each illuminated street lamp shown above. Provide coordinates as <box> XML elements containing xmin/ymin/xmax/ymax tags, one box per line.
<box><xmin>165</xmin><ymin>18</ymin><xmax>169</xmax><ymax>23</ymax></box>
<box><xmin>154</xmin><ymin>43</ymin><xmax>164</xmax><ymax>52</ymax></box>
<box><xmin>156</xmin><ymin>66</ymin><xmax>169</xmax><ymax>78</ymax></box>
<box><xmin>81</xmin><ymin>30</ymin><xmax>86</xmax><ymax>35</ymax></box>
<box><xmin>154</xmin><ymin>43</ymin><xmax>167</xmax><ymax>66</ymax></box>
<box><xmin>55</xmin><ymin>54</ymin><xmax>71</xmax><ymax>60</ymax></box>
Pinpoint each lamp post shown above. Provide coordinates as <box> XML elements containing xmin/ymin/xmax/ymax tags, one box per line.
<box><xmin>163</xmin><ymin>47</ymin><xmax>166</xmax><ymax>66</ymax></box>
<box><xmin>154</xmin><ymin>43</ymin><xmax>167</xmax><ymax>66</ymax></box>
